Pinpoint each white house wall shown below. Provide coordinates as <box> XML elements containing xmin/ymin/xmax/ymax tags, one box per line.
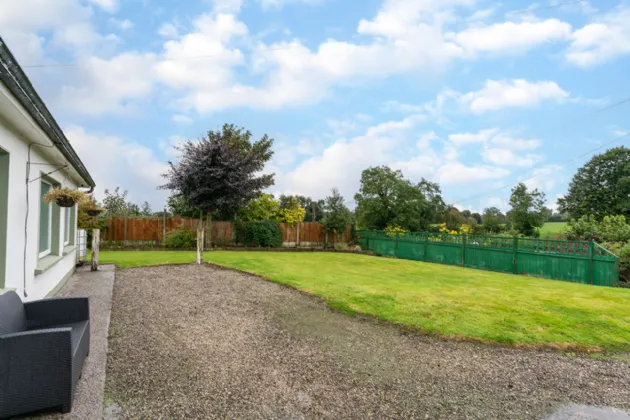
<box><xmin>0</xmin><ymin>83</ymin><xmax>87</xmax><ymax>301</ymax></box>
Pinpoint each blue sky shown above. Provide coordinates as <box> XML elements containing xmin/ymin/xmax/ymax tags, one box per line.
<box><xmin>2</xmin><ymin>0</ymin><xmax>629</xmax><ymax>213</ymax></box>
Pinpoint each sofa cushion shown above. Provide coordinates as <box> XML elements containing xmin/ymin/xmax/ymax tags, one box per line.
<box><xmin>0</xmin><ymin>291</ymin><xmax>27</xmax><ymax>336</ymax></box>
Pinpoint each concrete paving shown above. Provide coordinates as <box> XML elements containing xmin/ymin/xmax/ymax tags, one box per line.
<box><xmin>23</xmin><ymin>265</ymin><xmax>115</xmax><ymax>420</ymax></box>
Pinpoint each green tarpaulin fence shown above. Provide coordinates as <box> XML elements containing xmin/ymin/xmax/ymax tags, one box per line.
<box><xmin>355</xmin><ymin>230</ymin><xmax>620</xmax><ymax>287</ymax></box>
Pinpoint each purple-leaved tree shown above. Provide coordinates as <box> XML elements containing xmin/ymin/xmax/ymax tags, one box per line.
<box><xmin>162</xmin><ymin>124</ymin><xmax>275</xmax><ymax>263</ymax></box>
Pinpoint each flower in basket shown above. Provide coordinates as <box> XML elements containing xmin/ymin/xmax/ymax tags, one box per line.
<box><xmin>43</xmin><ymin>187</ymin><xmax>86</xmax><ymax>208</ymax></box>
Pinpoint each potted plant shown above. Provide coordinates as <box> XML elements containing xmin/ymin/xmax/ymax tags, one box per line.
<box><xmin>43</xmin><ymin>187</ymin><xmax>86</xmax><ymax>208</ymax></box>
<box><xmin>86</xmin><ymin>205</ymin><xmax>104</xmax><ymax>217</ymax></box>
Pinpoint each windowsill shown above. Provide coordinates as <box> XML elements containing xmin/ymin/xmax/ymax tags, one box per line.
<box><xmin>63</xmin><ymin>245</ymin><xmax>77</xmax><ymax>256</ymax></box>
<box><xmin>35</xmin><ymin>254</ymin><xmax>63</xmax><ymax>275</ymax></box>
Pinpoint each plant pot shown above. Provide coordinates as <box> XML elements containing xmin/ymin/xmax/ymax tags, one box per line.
<box><xmin>87</xmin><ymin>208</ymin><xmax>103</xmax><ymax>216</ymax></box>
<box><xmin>56</xmin><ymin>196</ymin><xmax>76</xmax><ymax>207</ymax></box>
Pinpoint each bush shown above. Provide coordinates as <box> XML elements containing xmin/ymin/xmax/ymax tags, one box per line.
<box><xmin>600</xmin><ymin>241</ymin><xmax>630</xmax><ymax>285</ymax></box>
<box><xmin>164</xmin><ymin>228</ymin><xmax>196</xmax><ymax>248</ymax></box>
<box><xmin>566</xmin><ymin>215</ymin><xmax>630</xmax><ymax>242</ymax></box>
<box><xmin>242</xmin><ymin>220</ymin><xmax>282</xmax><ymax>247</ymax></box>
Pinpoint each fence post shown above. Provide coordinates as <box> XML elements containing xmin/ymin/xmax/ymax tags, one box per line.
<box><xmin>123</xmin><ymin>213</ymin><xmax>128</xmax><ymax>247</ymax></box>
<box><xmin>461</xmin><ymin>234</ymin><xmax>466</xmax><ymax>267</ymax></box>
<box><xmin>588</xmin><ymin>239</ymin><xmax>595</xmax><ymax>285</ymax></box>
<box><xmin>162</xmin><ymin>208</ymin><xmax>166</xmax><ymax>246</ymax></box>
<box><xmin>296</xmin><ymin>222</ymin><xmax>300</xmax><ymax>248</ymax></box>
<box><xmin>512</xmin><ymin>237</ymin><xmax>518</xmax><ymax>274</ymax></box>
<box><xmin>423</xmin><ymin>232</ymin><xmax>428</xmax><ymax>261</ymax></box>
<box><xmin>91</xmin><ymin>229</ymin><xmax>100</xmax><ymax>272</ymax></box>
<box><xmin>395</xmin><ymin>232</ymin><xmax>399</xmax><ymax>258</ymax></box>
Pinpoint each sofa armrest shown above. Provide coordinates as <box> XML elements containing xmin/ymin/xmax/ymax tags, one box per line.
<box><xmin>0</xmin><ymin>329</ymin><xmax>73</xmax><ymax>411</ymax></box>
<box><xmin>24</xmin><ymin>297</ymin><xmax>89</xmax><ymax>329</ymax></box>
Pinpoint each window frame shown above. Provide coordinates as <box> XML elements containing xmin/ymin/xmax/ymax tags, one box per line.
<box><xmin>38</xmin><ymin>179</ymin><xmax>53</xmax><ymax>258</ymax></box>
<box><xmin>64</xmin><ymin>207</ymin><xmax>71</xmax><ymax>246</ymax></box>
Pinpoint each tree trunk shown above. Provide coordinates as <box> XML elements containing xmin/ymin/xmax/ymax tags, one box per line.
<box><xmin>91</xmin><ymin>229</ymin><xmax>100</xmax><ymax>271</ymax></box>
<box><xmin>196</xmin><ymin>212</ymin><xmax>204</xmax><ymax>264</ymax></box>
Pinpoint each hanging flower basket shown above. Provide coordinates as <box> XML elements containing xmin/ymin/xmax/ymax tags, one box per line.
<box><xmin>43</xmin><ymin>187</ymin><xmax>86</xmax><ymax>208</ymax></box>
<box><xmin>56</xmin><ymin>196</ymin><xmax>76</xmax><ymax>208</ymax></box>
<box><xmin>86</xmin><ymin>206</ymin><xmax>104</xmax><ymax>217</ymax></box>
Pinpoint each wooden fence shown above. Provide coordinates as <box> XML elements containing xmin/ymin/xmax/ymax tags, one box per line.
<box><xmin>101</xmin><ymin>218</ymin><xmax>351</xmax><ymax>247</ymax></box>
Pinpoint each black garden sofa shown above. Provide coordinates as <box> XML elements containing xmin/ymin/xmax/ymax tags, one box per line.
<box><xmin>0</xmin><ymin>291</ymin><xmax>90</xmax><ymax>418</ymax></box>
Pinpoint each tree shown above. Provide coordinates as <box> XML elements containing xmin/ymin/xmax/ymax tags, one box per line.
<box><xmin>482</xmin><ymin>207</ymin><xmax>504</xmax><ymax>234</ymax></box>
<box><xmin>354</xmin><ymin>166</ymin><xmax>444</xmax><ymax>231</ymax></box>
<box><xmin>321</xmin><ymin>188</ymin><xmax>353</xmax><ymax>239</ymax></box>
<box><xmin>471</xmin><ymin>212</ymin><xmax>483</xmax><ymax>225</ymax></box>
<box><xmin>443</xmin><ymin>207</ymin><xmax>467</xmax><ymax>231</ymax></box>
<box><xmin>162</xmin><ymin>123</ymin><xmax>274</xmax><ymax>263</ymax></box>
<box><xmin>541</xmin><ymin>207</ymin><xmax>552</xmax><ymax>222</ymax></box>
<box><xmin>167</xmin><ymin>194</ymin><xmax>199</xmax><ymax>218</ymax></box>
<box><xmin>558</xmin><ymin>146</ymin><xmax>630</xmax><ymax>219</ymax></box>
<box><xmin>102</xmin><ymin>187</ymin><xmax>130</xmax><ymax>217</ymax></box>
<box><xmin>461</xmin><ymin>210</ymin><xmax>472</xmax><ymax>219</ymax></box>
<box><xmin>277</xmin><ymin>196</ymin><xmax>305</xmax><ymax>225</ymax></box>
<box><xmin>140</xmin><ymin>201</ymin><xmax>152</xmax><ymax>217</ymax></box>
<box><xmin>508</xmin><ymin>183</ymin><xmax>546</xmax><ymax>237</ymax></box>
<box><xmin>240</xmin><ymin>194</ymin><xmax>280</xmax><ymax>221</ymax></box>
<box><xmin>279</xmin><ymin>195</ymin><xmax>323</xmax><ymax>222</ymax></box>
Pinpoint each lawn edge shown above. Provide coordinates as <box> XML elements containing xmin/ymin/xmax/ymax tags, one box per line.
<box><xmin>203</xmin><ymin>261</ymin><xmax>613</xmax><ymax>355</ymax></box>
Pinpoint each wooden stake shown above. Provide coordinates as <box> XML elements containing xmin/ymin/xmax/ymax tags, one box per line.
<box><xmin>162</xmin><ymin>207</ymin><xmax>166</xmax><ymax>245</ymax></box>
<box><xmin>197</xmin><ymin>217</ymin><xmax>204</xmax><ymax>264</ymax></box>
<box><xmin>91</xmin><ymin>229</ymin><xmax>100</xmax><ymax>271</ymax></box>
<box><xmin>296</xmin><ymin>222</ymin><xmax>300</xmax><ymax>248</ymax></box>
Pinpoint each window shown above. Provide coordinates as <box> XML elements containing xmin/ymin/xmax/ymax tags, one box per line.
<box><xmin>64</xmin><ymin>207</ymin><xmax>71</xmax><ymax>245</ymax></box>
<box><xmin>39</xmin><ymin>180</ymin><xmax>53</xmax><ymax>257</ymax></box>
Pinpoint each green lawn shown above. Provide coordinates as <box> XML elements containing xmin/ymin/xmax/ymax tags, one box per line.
<box><xmin>100</xmin><ymin>250</ymin><xmax>630</xmax><ymax>351</ymax></box>
<box><xmin>540</xmin><ymin>222</ymin><xmax>567</xmax><ymax>235</ymax></box>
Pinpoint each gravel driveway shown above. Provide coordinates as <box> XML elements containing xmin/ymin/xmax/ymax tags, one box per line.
<box><xmin>105</xmin><ymin>264</ymin><xmax>630</xmax><ymax>419</ymax></box>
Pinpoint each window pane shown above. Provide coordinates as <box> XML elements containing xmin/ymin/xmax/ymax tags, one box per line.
<box><xmin>64</xmin><ymin>207</ymin><xmax>71</xmax><ymax>243</ymax></box>
<box><xmin>39</xmin><ymin>182</ymin><xmax>51</xmax><ymax>254</ymax></box>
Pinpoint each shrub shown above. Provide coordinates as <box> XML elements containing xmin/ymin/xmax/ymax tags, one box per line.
<box><xmin>566</xmin><ymin>215</ymin><xmax>630</xmax><ymax>242</ymax></box>
<box><xmin>600</xmin><ymin>241</ymin><xmax>630</xmax><ymax>285</ymax></box>
<box><xmin>385</xmin><ymin>225</ymin><xmax>408</xmax><ymax>238</ymax></box>
<box><xmin>242</xmin><ymin>220</ymin><xmax>282</xmax><ymax>247</ymax></box>
<box><xmin>164</xmin><ymin>228</ymin><xmax>196</xmax><ymax>248</ymax></box>
<box><xmin>212</xmin><ymin>237</ymin><xmax>234</xmax><ymax>248</ymax></box>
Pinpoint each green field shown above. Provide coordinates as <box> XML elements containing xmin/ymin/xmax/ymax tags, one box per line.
<box><xmin>100</xmin><ymin>250</ymin><xmax>630</xmax><ymax>351</ymax></box>
<box><xmin>540</xmin><ymin>222</ymin><xmax>567</xmax><ymax>235</ymax></box>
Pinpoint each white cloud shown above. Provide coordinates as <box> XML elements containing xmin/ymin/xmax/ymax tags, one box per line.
<box><xmin>436</xmin><ymin>162</ymin><xmax>510</xmax><ymax>185</ymax></box>
<box><xmin>417</xmin><ymin>131</ymin><xmax>439</xmax><ymax>149</ymax></box>
<box><xmin>381</xmin><ymin>100</ymin><xmax>425</xmax><ymax>113</ymax></box>
<box><xmin>448</xmin><ymin>128</ymin><xmax>498</xmax><ymax>145</ymax></box>
<box><xmin>450</xmin><ymin>18</ymin><xmax>572</xmax><ymax>55</ymax></box>
<box><xmin>89</xmin><ymin>0</ymin><xmax>119</xmax><ymax>13</ymax></box>
<box><xmin>483</xmin><ymin>148</ymin><xmax>541</xmax><ymax>167</ymax></box>
<box><xmin>523</xmin><ymin>164</ymin><xmax>565</xmax><ymax>193</ymax></box>
<box><xmin>258</xmin><ymin>0</ymin><xmax>325</xmax><ymax>9</ymax></box>
<box><xmin>213</xmin><ymin>0</ymin><xmax>245</xmax><ymax>13</ymax></box>
<box><xmin>327</xmin><ymin>118</ymin><xmax>357</xmax><ymax>135</ymax></box>
<box><xmin>459</xmin><ymin>79</ymin><xmax>570</xmax><ymax>113</ymax></box>
<box><xmin>467</xmin><ymin>7</ymin><xmax>496</xmax><ymax>22</ymax></box>
<box><xmin>565</xmin><ymin>6</ymin><xmax>630</xmax><ymax>66</ymax></box>
<box><xmin>273</xmin><ymin>114</ymin><xmax>427</xmax><ymax>199</ymax></box>
<box><xmin>67</xmin><ymin>126</ymin><xmax>169</xmax><ymax>208</ymax></box>
<box><xmin>172</xmin><ymin>114</ymin><xmax>193</xmax><ymax>124</ymax></box>
<box><xmin>60</xmin><ymin>52</ymin><xmax>157</xmax><ymax>115</ymax></box>
<box><xmin>158</xmin><ymin>23</ymin><xmax>179</xmax><ymax>38</ymax></box>
<box><xmin>110</xmin><ymin>18</ymin><xmax>134</xmax><ymax>30</ymax></box>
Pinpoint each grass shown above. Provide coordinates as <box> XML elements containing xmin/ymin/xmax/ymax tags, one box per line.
<box><xmin>100</xmin><ymin>250</ymin><xmax>630</xmax><ymax>352</ymax></box>
<box><xmin>540</xmin><ymin>222</ymin><xmax>567</xmax><ymax>235</ymax></box>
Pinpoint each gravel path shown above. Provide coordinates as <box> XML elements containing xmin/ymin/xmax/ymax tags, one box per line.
<box><xmin>105</xmin><ymin>264</ymin><xmax>630</xmax><ymax>419</ymax></box>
